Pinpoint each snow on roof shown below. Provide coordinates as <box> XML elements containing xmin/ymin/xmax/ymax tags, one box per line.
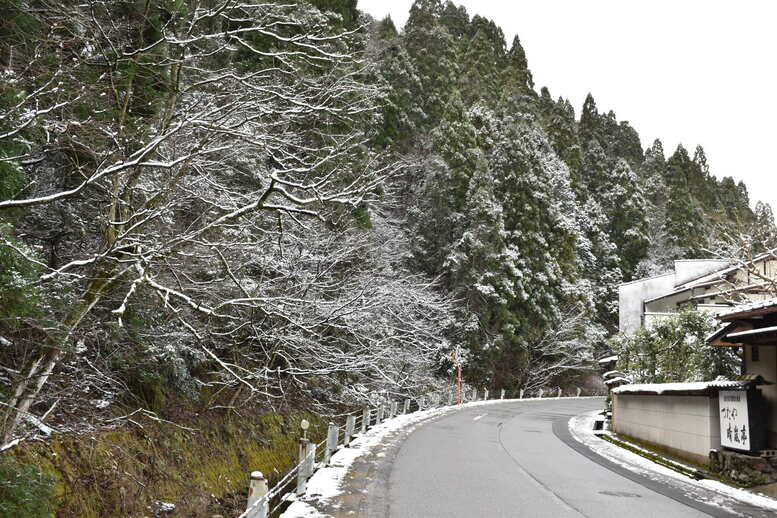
<box><xmin>598</xmin><ymin>355</ymin><xmax>618</xmax><ymax>364</ymax></box>
<box><xmin>716</xmin><ymin>297</ymin><xmax>777</xmax><ymax>319</ymax></box>
<box><xmin>603</xmin><ymin>370</ymin><xmax>624</xmax><ymax>379</ymax></box>
<box><xmin>618</xmin><ymin>271</ymin><xmax>673</xmax><ymax>288</ymax></box>
<box><xmin>612</xmin><ymin>380</ymin><xmax>749</xmax><ymax>395</ymax></box>
<box><xmin>633</xmin><ymin>250</ymin><xmax>777</xmax><ymax>307</ymax></box>
<box><xmin>726</xmin><ymin>325</ymin><xmax>777</xmax><ymax>339</ymax></box>
<box><xmin>706</xmin><ymin>323</ymin><xmax>737</xmax><ymax>344</ymax></box>
<box><xmin>604</xmin><ymin>377</ymin><xmax>631</xmax><ymax>385</ymax></box>
<box><xmin>675</xmin><ymin>250</ymin><xmax>777</xmax><ymax>290</ymax></box>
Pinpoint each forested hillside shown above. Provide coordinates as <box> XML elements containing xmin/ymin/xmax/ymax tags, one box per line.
<box><xmin>369</xmin><ymin>0</ymin><xmax>776</xmax><ymax>389</ymax></box>
<box><xmin>0</xmin><ymin>1</ymin><xmax>775</xmax><ymax>513</ymax></box>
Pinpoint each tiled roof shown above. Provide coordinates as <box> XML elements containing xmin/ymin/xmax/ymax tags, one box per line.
<box><xmin>716</xmin><ymin>297</ymin><xmax>777</xmax><ymax>318</ymax></box>
<box><xmin>612</xmin><ymin>380</ymin><xmax>751</xmax><ymax>395</ymax></box>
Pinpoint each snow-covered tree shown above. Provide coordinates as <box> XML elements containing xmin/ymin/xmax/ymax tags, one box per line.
<box><xmin>611</xmin><ymin>310</ymin><xmax>739</xmax><ymax>383</ymax></box>
<box><xmin>0</xmin><ymin>0</ymin><xmax>393</xmax><ymax>442</ymax></box>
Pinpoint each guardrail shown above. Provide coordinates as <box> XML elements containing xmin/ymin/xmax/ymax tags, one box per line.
<box><xmin>238</xmin><ymin>385</ymin><xmax>597</xmax><ymax>517</ymax></box>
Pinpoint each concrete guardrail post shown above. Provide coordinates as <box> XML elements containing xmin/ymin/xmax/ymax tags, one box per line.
<box><xmin>377</xmin><ymin>404</ymin><xmax>384</xmax><ymax>424</ymax></box>
<box><xmin>324</xmin><ymin>422</ymin><xmax>339</xmax><ymax>465</ymax></box>
<box><xmin>361</xmin><ymin>406</ymin><xmax>370</xmax><ymax>432</ymax></box>
<box><xmin>296</xmin><ymin>437</ymin><xmax>310</xmax><ymax>495</ymax></box>
<box><xmin>557</xmin><ymin>387</ymin><xmax>562</xmax><ymax>398</ymax></box>
<box><xmin>305</xmin><ymin>441</ymin><xmax>316</xmax><ymax>475</ymax></box>
<box><xmin>403</xmin><ymin>398</ymin><xmax>410</xmax><ymax>414</ymax></box>
<box><xmin>519</xmin><ymin>388</ymin><xmax>524</xmax><ymax>399</ymax></box>
<box><xmin>391</xmin><ymin>401</ymin><xmax>398</xmax><ymax>417</ymax></box>
<box><xmin>484</xmin><ymin>389</ymin><xmax>489</xmax><ymax>400</ymax></box>
<box><xmin>344</xmin><ymin>415</ymin><xmax>356</xmax><ymax>447</ymax></box>
<box><xmin>576</xmin><ymin>387</ymin><xmax>582</xmax><ymax>397</ymax></box>
<box><xmin>472</xmin><ymin>388</ymin><xmax>478</xmax><ymax>402</ymax></box>
<box><xmin>448</xmin><ymin>391</ymin><xmax>454</xmax><ymax>406</ymax></box>
<box><xmin>538</xmin><ymin>388</ymin><xmax>544</xmax><ymax>398</ymax></box>
<box><xmin>500</xmin><ymin>389</ymin><xmax>505</xmax><ymax>400</ymax></box>
<box><xmin>247</xmin><ymin>471</ymin><xmax>268</xmax><ymax>518</ymax></box>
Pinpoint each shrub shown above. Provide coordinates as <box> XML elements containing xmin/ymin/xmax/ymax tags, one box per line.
<box><xmin>610</xmin><ymin>309</ymin><xmax>740</xmax><ymax>383</ymax></box>
<box><xmin>0</xmin><ymin>457</ymin><xmax>57</xmax><ymax>518</ymax></box>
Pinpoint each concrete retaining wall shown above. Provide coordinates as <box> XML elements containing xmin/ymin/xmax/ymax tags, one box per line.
<box><xmin>612</xmin><ymin>394</ymin><xmax>721</xmax><ymax>465</ymax></box>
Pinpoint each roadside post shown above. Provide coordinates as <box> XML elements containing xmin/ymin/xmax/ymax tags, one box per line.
<box><xmin>246</xmin><ymin>471</ymin><xmax>268</xmax><ymax>518</ymax></box>
<box><xmin>361</xmin><ymin>406</ymin><xmax>369</xmax><ymax>433</ymax></box>
<box><xmin>344</xmin><ymin>415</ymin><xmax>356</xmax><ymax>446</ymax></box>
<box><xmin>324</xmin><ymin>422</ymin><xmax>338</xmax><ymax>465</ymax></box>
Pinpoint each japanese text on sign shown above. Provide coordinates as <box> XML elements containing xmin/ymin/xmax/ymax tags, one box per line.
<box><xmin>719</xmin><ymin>390</ymin><xmax>750</xmax><ymax>450</ymax></box>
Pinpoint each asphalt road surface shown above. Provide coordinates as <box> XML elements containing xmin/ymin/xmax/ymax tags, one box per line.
<box><xmin>386</xmin><ymin>399</ymin><xmax>729</xmax><ymax>518</ymax></box>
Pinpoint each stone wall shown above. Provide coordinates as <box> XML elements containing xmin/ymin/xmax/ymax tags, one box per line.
<box><xmin>709</xmin><ymin>450</ymin><xmax>777</xmax><ymax>486</ymax></box>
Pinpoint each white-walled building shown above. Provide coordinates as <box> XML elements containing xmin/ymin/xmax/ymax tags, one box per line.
<box><xmin>618</xmin><ymin>254</ymin><xmax>777</xmax><ymax>333</ymax></box>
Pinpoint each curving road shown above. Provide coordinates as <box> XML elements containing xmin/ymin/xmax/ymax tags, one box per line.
<box><xmin>382</xmin><ymin>399</ymin><xmax>740</xmax><ymax>518</ymax></box>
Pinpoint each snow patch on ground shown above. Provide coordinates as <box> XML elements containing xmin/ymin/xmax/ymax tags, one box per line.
<box><xmin>569</xmin><ymin>410</ymin><xmax>777</xmax><ymax>514</ymax></box>
<box><xmin>280</xmin><ymin>397</ymin><xmax>598</xmax><ymax>517</ymax></box>
<box><xmin>280</xmin><ymin>501</ymin><xmax>328</xmax><ymax>518</ymax></box>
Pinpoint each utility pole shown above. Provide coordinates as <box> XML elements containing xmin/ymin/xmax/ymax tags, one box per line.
<box><xmin>452</xmin><ymin>347</ymin><xmax>463</xmax><ymax>405</ymax></box>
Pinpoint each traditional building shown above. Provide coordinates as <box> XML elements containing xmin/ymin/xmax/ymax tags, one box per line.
<box><xmin>609</xmin><ymin>253</ymin><xmax>777</xmax><ymax>482</ymax></box>
<box><xmin>708</xmin><ymin>298</ymin><xmax>777</xmax><ymax>448</ymax></box>
<box><xmin>619</xmin><ymin>252</ymin><xmax>777</xmax><ymax>333</ymax></box>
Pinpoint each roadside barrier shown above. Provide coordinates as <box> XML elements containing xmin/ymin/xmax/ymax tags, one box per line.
<box><xmin>238</xmin><ymin>386</ymin><xmax>598</xmax><ymax>517</ymax></box>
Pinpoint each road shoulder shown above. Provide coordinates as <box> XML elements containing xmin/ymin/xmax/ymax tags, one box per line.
<box><xmin>558</xmin><ymin>410</ymin><xmax>777</xmax><ymax>518</ymax></box>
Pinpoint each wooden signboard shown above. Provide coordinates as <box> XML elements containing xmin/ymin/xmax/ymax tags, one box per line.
<box><xmin>719</xmin><ymin>390</ymin><xmax>750</xmax><ymax>451</ymax></box>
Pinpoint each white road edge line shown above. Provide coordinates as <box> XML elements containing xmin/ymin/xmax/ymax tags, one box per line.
<box><xmin>473</xmin><ymin>414</ymin><xmax>486</xmax><ymax>421</ymax></box>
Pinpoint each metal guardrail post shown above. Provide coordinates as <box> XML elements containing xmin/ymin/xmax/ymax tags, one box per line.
<box><xmin>344</xmin><ymin>415</ymin><xmax>356</xmax><ymax>447</ymax></box>
<box><xmin>247</xmin><ymin>471</ymin><xmax>268</xmax><ymax>518</ymax></box>
<box><xmin>296</xmin><ymin>438</ymin><xmax>309</xmax><ymax>495</ymax></box>
<box><xmin>324</xmin><ymin>422</ymin><xmax>338</xmax><ymax>465</ymax></box>
<box><xmin>500</xmin><ymin>389</ymin><xmax>505</xmax><ymax>399</ymax></box>
<box><xmin>361</xmin><ymin>406</ymin><xmax>369</xmax><ymax>432</ymax></box>
<box><xmin>403</xmin><ymin>399</ymin><xmax>410</xmax><ymax>414</ymax></box>
<box><xmin>484</xmin><ymin>389</ymin><xmax>489</xmax><ymax>400</ymax></box>
<box><xmin>576</xmin><ymin>387</ymin><xmax>582</xmax><ymax>397</ymax></box>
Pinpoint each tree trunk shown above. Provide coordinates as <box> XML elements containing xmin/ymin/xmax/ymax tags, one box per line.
<box><xmin>2</xmin><ymin>275</ymin><xmax>111</xmax><ymax>443</ymax></box>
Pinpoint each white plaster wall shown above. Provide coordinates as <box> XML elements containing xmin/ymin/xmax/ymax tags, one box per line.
<box><xmin>618</xmin><ymin>273</ymin><xmax>675</xmax><ymax>333</ymax></box>
<box><xmin>644</xmin><ymin>290</ymin><xmax>690</xmax><ymax>314</ymax></box>
<box><xmin>612</xmin><ymin>394</ymin><xmax>721</xmax><ymax>461</ymax></box>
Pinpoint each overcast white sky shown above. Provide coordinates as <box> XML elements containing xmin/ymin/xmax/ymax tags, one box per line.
<box><xmin>359</xmin><ymin>0</ymin><xmax>777</xmax><ymax>212</ymax></box>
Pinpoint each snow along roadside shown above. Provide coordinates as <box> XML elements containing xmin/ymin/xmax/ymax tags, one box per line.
<box><xmin>280</xmin><ymin>397</ymin><xmax>600</xmax><ymax>517</ymax></box>
<box><xmin>569</xmin><ymin>410</ymin><xmax>777</xmax><ymax>515</ymax></box>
